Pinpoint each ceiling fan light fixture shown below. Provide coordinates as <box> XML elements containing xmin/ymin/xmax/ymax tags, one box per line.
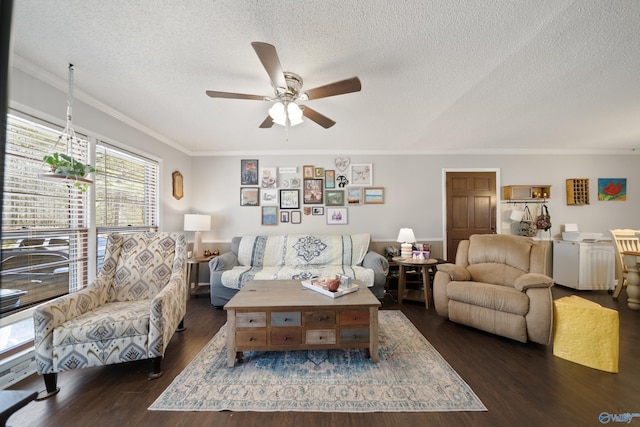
<box><xmin>268</xmin><ymin>102</ymin><xmax>287</xmax><ymax>126</ymax></box>
<box><xmin>287</xmin><ymin>102</ymin><xmax>303</xmax><ymax>126</ymax></box>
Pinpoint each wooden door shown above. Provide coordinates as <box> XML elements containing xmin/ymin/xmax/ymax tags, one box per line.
<box><xmin>445</xmin><ymin>172</ymin><xmax>497</xmax><ymax>261</ymax></box>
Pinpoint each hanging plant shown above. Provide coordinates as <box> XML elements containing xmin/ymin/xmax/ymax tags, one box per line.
<box><xmin>43</xmin><ymin>152</ymin><xmax>95</xmax><ymax>192</ymax></box>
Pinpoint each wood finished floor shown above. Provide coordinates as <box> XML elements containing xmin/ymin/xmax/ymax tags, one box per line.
<box><xmin>7</xmin><ymin>286</ymin><xmax>639</xmax><ymax>427</ymax></box>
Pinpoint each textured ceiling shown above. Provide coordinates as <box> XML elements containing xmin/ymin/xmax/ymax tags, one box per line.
<box><xmin>10</xmin><ymin>0</ymin><xmax>640</xmax><ymax>155</ymax></box>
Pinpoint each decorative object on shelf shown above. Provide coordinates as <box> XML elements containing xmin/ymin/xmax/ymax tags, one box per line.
<box><xmin>39</xmin><ymin>64</ymin><xmax>95</xmax><ymax>192</ymax></box>
<box><xmin>598</xmin><ymin>178</ymin><xmax>626</xmax><ymax>201</ymax></box>
<box><xmin>184</xmin><ymin>214</ymin><xmax>211</xmax><ymax>258</ymax></box>
<box><xmin>397</xmin><ymin>228</ymin><xmax>416</xmax><ymax>258</ymax></box>
<box><xmin>566</xmin><ymin>178</ymin><xmax>589</xmax><ymax>205</ymax></box>
<box><xmin>172</xmin><ymin>171</ymin><xmax>183</xmax><ymax>200</ymax></box>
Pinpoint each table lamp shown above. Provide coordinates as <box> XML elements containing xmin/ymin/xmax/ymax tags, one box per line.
<box><xmin>396</xmin><ymin>228</ymin><xmax>416</xmax><ymax>259</ymax></box>
<box><xmin>184</xmin><ymin>214</ymin><xmax>211</xmax><ymax>258</ymax></box>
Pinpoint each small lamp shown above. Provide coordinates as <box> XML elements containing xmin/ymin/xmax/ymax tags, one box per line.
<box><xmin>184</xmin><ymin>214</ymin><xmax>211</xmax><ymax>258</ymax></box>
<box><xmin>396</xmin><ymin>228</ymin><xmax>416</xmax><ymax>259</ymax></box>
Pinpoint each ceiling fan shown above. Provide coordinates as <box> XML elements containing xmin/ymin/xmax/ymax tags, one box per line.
<box><xmin>206</xmin><ymin>42</ymin><xmax>361</xmax><ymax>129</ymax></box>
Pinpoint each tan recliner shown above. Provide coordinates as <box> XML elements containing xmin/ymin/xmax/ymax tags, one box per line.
<box><xmin>434</xmin><ymin>234</ymin><xmax>554</xmax><ymax>344</ymax></box>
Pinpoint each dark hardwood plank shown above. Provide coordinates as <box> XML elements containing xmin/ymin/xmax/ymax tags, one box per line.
<box><xmin>7</xmin><ymin>286</ymin><xmax>638</xmax><ymax>427</ymax></box>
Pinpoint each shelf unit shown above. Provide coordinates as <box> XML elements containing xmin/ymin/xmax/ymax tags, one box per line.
<box><xmin>566</xmin><ymin>178</ymin><xmax>590</xmax><ymax>205</ymax></box>
<box><xmin>503</xmin><ymin>185</ymin><xmax>551</xmax><ymax>201</ymax></box>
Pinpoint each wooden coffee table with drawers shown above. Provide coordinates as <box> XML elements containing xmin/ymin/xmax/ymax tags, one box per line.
<box><xmin>224</xmin><ymin>279</ymin><xmax>381</xmax><ymax>367</ymax></box>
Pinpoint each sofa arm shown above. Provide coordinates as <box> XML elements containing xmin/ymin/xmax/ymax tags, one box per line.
<box><xmin>363</xmin><ymin>251</ymin><xmax>389</xmax><ymax>300</ymax></box>
<box><xmin>210</xmin><ymin>251</ymin><xmax>238</xmax><ymax>272</ymax></box>
<box><xmin>436</xmin><ymin>263</ymin><xmax>471</xmax><ymax>281</ymax></box>
<box><xmin>149</xmin><ymin>276</ymin><xmax>187</xmax><ymax>357</ymax></box>
<box><xmin>514</xmin><ymin>273</ymin><xmax>554</xmax><ymax>292</ymax></box>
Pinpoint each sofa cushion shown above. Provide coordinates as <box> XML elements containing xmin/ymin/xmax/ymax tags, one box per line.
<box><xmin>447</xmin><ymin>280</ymin><xmax>529</xmax><ymax>316</ymax></box>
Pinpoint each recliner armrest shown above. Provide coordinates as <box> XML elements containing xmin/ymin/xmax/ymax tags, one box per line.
<box><xmin>514</xmin><ymin>273</ymin><xmax>554</xmax><ymax>291</ymax></box>
<box><xmin>436</xmin><ymin>263</ymin><xmax>471</xmax><ymax>281</ymax></box>
<box><xmin>209</xmin><ymin>251</ymin><xmax>239</xmax><ymax>271</ymax></box>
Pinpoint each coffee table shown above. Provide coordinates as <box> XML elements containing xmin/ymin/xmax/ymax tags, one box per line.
<box><xmin>224</xmin><ymin>280</ymin><xmax>381</xmax><ymax>367</ymax></box>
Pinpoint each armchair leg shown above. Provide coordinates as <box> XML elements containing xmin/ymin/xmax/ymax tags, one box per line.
<box><xmin>176</xmin><ymin>319</ymin><xmax>185</xmax><ymax>332</ymax></box>
<box><xmin>148</xmin><ymin>356</ymin><xmax>163</xmax><ymax>380</ymax></box>
<box><xmin>35</xmin><ymin>373</ymin><xmax>60</xmax><ymax>400</ymax></box>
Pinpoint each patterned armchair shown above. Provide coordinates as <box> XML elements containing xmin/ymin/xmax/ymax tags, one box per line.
<box><xmin>33</xmin><ymin>232</ymin><xmax>187</xmax><ymax>399</ymax></box>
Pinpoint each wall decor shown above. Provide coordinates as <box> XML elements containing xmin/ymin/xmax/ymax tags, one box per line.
<box><xmin>598</xmin><ymin>178</ymin><xmax>626</xmax><ymax>201</ymax></box>
<box><xmin>241</xmin><ymin>159</ymin><xmax>258</xmax><ymax>185</ymax></box>
<box><xmin>334</xmin><ymin>156</ymin><xmax>350</xmax><ymax>171</ymax></box>
<box><xmin>260</xmin><ymin>166</ymin><xmax>277</xmax><ymax>188</ymax></box>
<box><xmin>290</xmin><ymin>177</ymin><xmax>301</xmax><ymax>188</ymax></box>
<box><xmin>240</xmin><ymin>187</ymin><xmax>260</xmax><ymax>206</ymax></box>
<box><xmin>291</xmin><ymin>210</ymin><xmax>302</xmax><ymax>224</ymax></box>
<box><xmin>280</xmin><ymin>210</ymin><xmax>290</xmax><ymax>223</ymax></box>
<box><xmin>364</xmin><ymin>187</ymin><xmax>385</xmax><ymax>204</ymax></box>
<box><xmin>314</xmin><ymin>167</ymin><xmax>324</xmax><ymax>178</ymax></box>
<box><xmin>303</xmin><ymin>179</ymin><xmax>324</xmax><ymax>204</ymax></box>
<box><xmin>325</xmin><ymin>170</ymin><xmax>335</xmax><ymax>188</ymax></box>
<box><xmin>336</xmin><ymin>174</ymin><xmax>349</xmax><ymax>187</ymax></box>
<box><xmin>304</xmin><ymin>207</ymin><xmax>311</xmax><ymax>215</ymax></box>
<box><xmin>278</xmin><ymin>167</ymin><xmax>297</xmax><ymax>174</ymax></box>
<box><xmin>325</xmin><ymin>190</ymin><xmax>345</xmax><ymax>206</ymax></box>
<box><xmin>349</xmin><ymin>163</ymin><xmax>372</xmax><ymax>186</ymax></box>
<box><xmin>312</xmin><ymin>207</ymin><xmax>324</xmax><ymax>215</ymax></box>
<box><xmin>172</xmin><ymin>171</ymin><xmax>183</xmax><ymax>200</ymax></box>
<box><xmin>303</xmin><ymin>165</ymin><xmax>314</xmax><ymax>178</ymax></box>
<box><xmin>261</xmin><ymin>189</ymin><xmax>278</xmax><ymax>206</ymax></box>
<box><xmin>279</xmin><ymin>189</ymin><xmax>300</xmax><ymax>209</ymax></box>
<box><xmin>262</xmin><ymin>206</ymin><xmax>277</xmax><ymax>225</ymax></box>
<box><xmin>346</xmin><ymin>187</ymin><xmax>362</xmax><ymax>205</ymax></box>
<box><xmin>327</xmin><ymin>207</ymin><xmax>348</xmax><ymax>225</ymax></box>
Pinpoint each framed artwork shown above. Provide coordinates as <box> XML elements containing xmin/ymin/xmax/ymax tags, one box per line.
<box><xmin>326</xmin><ymin>207</ymin><xmax>348</xmax><ymax>225</ymax></box>
<box><xmin>325</xmin><ymin>170</ymin><xmax>335</xmax><ymax>188</ymax></box>
<box><xmin>291</xmin><ymin>211</ymin><xmax>302</xmax><ymax>224</ymax></box>
<box><xmin>279</xmin><ymin>189</ymin><xmax>300</xmax><ymax>209</ymax></box>
<box><xmin>314</xmin><ymin>167</ymin><xmax>324</xmax><ymax>178</ymax></box>
<box><xmin>349</xmin><ymin>164</ymin><xmax>372</xmax><ymax>186</ymax></box>
<box><xmin>261</xmin><ymin>189</ymin><xmax>278</xmax><ymax>206</ymax></box>
<box><xmin>346</xmin><ymin>187</ymin><xmax>362</xmax><ymax>205</ymax></box>
<box><xmin>336</xmin><ymin>174</ymin><xmax>349</xmax><ymax>188</ymax></box>
<box><xmin>312</xmin><ymin>207</ymin><xmax>324</xmax><ymax>215</ymax></box>
<box><xmin>260</xmin><ymin>167</ymin><xmax>277</xmax><ymax>188</ymax></box>
<box><xmin>172</xmin><ymin>171</ymin><xmax>183</xmax><ymax>200</ymax></box>
<box><xmin>364</xmin><ymin>187</ymin><xmax>385</xmax><ymax>204</ymax></box>
<box><xmin>262</xmin><ymin>206</ymin><xmax>277</xmax><ymax>225</ymax></box>
<box><xmin>598</xmin><ymin>178</ymin><xmax>627</xmax><ymax>201</ymax></box>
<box><xmin>241</xmin><ymin>159</ymin><xmax>258</xmax><ymax>185</ymax></box>
<box><xmin>280</xmin><ymin>211</ymin><xmax>290</xmax><ymax>223</ymax></box>
<box><xmin>303</xmin><ymin>165</ymin><xmax>314</xmax><ymax>178</ymax></box>
<box><xmin>240</xmin><ymin>187</ymin><xmax>259</xmax><ymax>206</ymax></box>
<box><xmin>325</xmin><ymin>190</ymin><xmax>345</xmax><ymax>206</ymax></box>
<box><xmin>303</xmin><ymin>179</ymin><xmax>324</xmax><ymax>204</ymax></box>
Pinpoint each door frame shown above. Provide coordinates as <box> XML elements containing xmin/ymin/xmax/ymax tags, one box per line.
<box><xmin>441</xmin><ymin>168</ymin><xmax>502</xmax><ymax>259</ymax></box>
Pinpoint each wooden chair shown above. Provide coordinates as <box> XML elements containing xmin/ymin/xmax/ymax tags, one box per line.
<box><xmin>609</xmin><ymin>229</ymin><xmax>640</xmax><ymax>299</ymax></box>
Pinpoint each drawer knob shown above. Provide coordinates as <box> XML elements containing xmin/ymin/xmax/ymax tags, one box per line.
<box><xmin>249</xmin><ymin>319</ymin><xmax>253</xmax><ymax>323</ymax></box>
<box><xmin>284</xmin><ymin>337</ymin><xmax>289</xmax><ymax>341</ymax></box>
<box><xmin>249</xmin><ymin>337</ymin><xmax>255</xmax><ymax>341</ymax></box>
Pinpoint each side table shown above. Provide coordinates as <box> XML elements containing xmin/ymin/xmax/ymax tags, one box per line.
<box><xmin>0</xmin><ymin>390</ymin><xmax>37</xmax><ymax>427</ymax></box>
<box><xmin>392</xmin><ymin>256</ymin><xmax>438</xmax><ymax>309</ymax></box>
<box><xmin>186</xmin><ymin>256</ymin><xmax>215</xmax><ymax>299</ymax></box>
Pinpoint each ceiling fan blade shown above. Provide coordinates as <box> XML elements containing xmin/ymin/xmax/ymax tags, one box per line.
<box><xmin>251</xmin><ymin>42</ymin><xmax>287</xmax><ymax>91</ymax></box>
<box><xmin>304</xmin><ymin>77</ymin><xmax>361</xmax><ymax>100</ymax></box>
<box><xmin>259</xmin><ymin>116</ymin><xmax>274</xmax><ymax>128</ymax></box>
<box><xmin>301</xmin><ymin>106</ymin><xmax>336</xmax><ymax>129</ymax></box>
<box><xmin>206</xmin><ymin>90</ymin><xmax>266</xmax><ymax>101</ymax></box>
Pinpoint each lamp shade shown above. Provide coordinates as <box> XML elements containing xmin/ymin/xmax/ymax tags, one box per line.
<box><xmin>396</xmin><ymin>228</ymin><xmax>416</xmax><ymax>244</ymax></box>
<box><xmin>184</xmin><ymin>214</ymin><xmax>211</xmax><ymax>232</ymax></box>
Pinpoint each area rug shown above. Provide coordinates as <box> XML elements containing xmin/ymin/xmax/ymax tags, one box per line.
<box><xmin>149</xmin><ymin>310</ymin><xmax>486</xmax><ymax>413</ymax></box>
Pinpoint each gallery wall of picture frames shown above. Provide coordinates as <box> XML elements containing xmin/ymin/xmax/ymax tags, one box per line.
<box><xmin>240</xmin><ymin>158</ymin><xmax>385</xmax><ymax>225</ymax></box>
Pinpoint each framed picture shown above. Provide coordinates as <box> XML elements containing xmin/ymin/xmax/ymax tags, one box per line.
<box><xmin>260</xmin><ymin>167</ymin><xmax>277</xmax><ymax>188</ymax></box>
<box><xmin>346</xmin><ymin>187</ymin><xmax>362</xmax><ymax>205</ymax></box>
<box><xmin>279</xmin><ymin>189</ymin><xmax>300</xmax><ymax>209</ymax></box>
<box><xmin>240</xmin><ymin>187</ymin><xmax>259</xmax><ymax>206</ymax></box>
<box><xmin>261</xmin><ymin>189</ymin><xmax>278</xmax><ymax>206</ymax></box>
<box><xmin>325</xmin><ymin>170</ymin><xmax>335</xmax><ymax>188</ymax></box>
<box><xmin>325</xmin><ymin>190</ymin><xmax>345</xmax><ymax>206</ymax></box>
<box><xmin>312</xmin><ymin>207</ymin><xmax>324</xmax><ymax>215</ymax></box>
<box><xmin>326</xmin><ymin>207</ymin><xmax>348</xmax><ymax>225</ymax></box>
<box><xmin>598</xmin><ymin>178</ymin><xmax>627</xmax><ymax>201</ymax></box>
<box><xmin>303</xmin><ymin>179</ymin><xmax>324</xmax><ymax>204</ymax></box>
<box><xmin>314</xmin><ymin>167</ymin><xmax>324</xmax><ymax>178</ymax></box>
<box><xmin>349</xmin><ymin>163</ymin><xmax>373</xmax><ymax>186</ymax></box>
<box><xmin>262</xmin><ymin>206</ymin><xmax>277</xmax><ymax>225</ymax></box>
<box><xmin>364</xmin><ymin>187</ymin><xmax>385</xmax><ymax>204</ymax></box>
<box><xmin>280</xmin><ymin>210</ymin><xmax>290</xmax><ymax>223</ymax></box>
<box><xmin>172</xmin><ymin>171</ymin><xmax>183</xmax><ymax>200</ymax></box>
<box><xmin>241</xmin><ymin>159</ymin><xmax>258</xmax><ymax>185</ymax></box>
<box><xmin>303</xmin><ymin>165</ymin><xmax>314</xmax><ymax>178</ymax></box>
<box><xmin>291</xmin><ymin>211</ymin><xmax>302</xmax><ymax>224</ymax></box>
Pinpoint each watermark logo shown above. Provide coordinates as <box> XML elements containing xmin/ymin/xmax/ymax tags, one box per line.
<box><xmin>599</xmin><ymin>412</ymin><xmax>640</xmax><ymax>424</ymax></box>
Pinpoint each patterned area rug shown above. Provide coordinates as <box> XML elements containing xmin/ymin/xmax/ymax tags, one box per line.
<box><xmin>149</xmin><ymin>310</ymin><xmax>486</xmax><ymax>412</ymax></box>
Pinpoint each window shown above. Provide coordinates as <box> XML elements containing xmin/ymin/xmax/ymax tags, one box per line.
<box><xmin>1</xmin><ymin>113</ymin><xmax>90</xmax><ymax>319</ymax></box>
<box><xmin>94</xmin><ymin>143</ymin><xmax>159</xmax><ymax>268</ymax></box>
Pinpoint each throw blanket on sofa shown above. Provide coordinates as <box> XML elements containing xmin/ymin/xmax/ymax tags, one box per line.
<box><xmin>221</xmin><ymin>234</ymin><xmax>375</xmax><ymax>290</ymax></box>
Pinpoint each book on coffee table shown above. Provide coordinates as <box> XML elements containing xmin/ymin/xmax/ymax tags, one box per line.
<box><xmin>301</xmin><ymin>279</ymin><xmax>359</xmax><ymax>298</ymax></box>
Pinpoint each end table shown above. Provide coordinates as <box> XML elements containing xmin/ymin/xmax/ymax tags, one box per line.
<box><xmin>186</xmin><ymin>255</ymin><xmax>215</xmax><ymax>299</ymax></box>
<box><xmin>392</xmin><ymin>256</ymin><xmax>438</xmax><ymax>309</ymax></box>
